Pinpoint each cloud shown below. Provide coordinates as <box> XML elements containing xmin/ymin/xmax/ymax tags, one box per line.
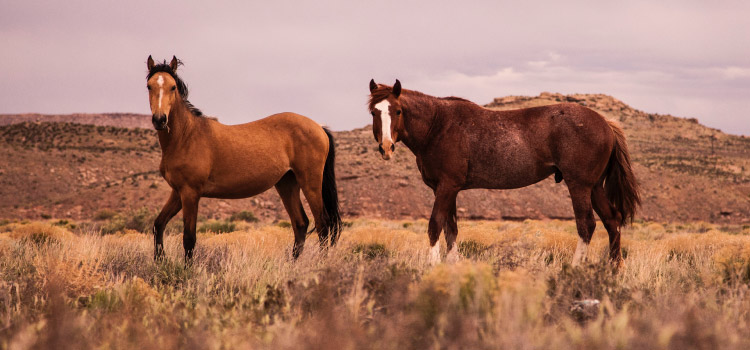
<box><xmin>0</xmin><ymin>1</ymin><xmax>748</xmax><ymax>134</ymax></box>
<box><xmin>716</xmin><ymin>66</ymin><xmax>750</xmax><ymax>80</ymax></box>
<box><xmin>408</xmin><ymin>54</ymin><xmax>750</xmax><ymax>134</ymax></box>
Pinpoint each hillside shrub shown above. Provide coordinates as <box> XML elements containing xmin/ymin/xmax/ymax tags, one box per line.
<box><xmin>94</xmin><ymin>209</ymin><xmax>118</xmax><ymax>221</ymax></box>
<box><xmin>229</xmin><ymin>210</ymin><xmax>259</xmax><ymax>223</ymax></box>
<box><xmin>198</xmin><ymin>220</ymin><xmax>236</xmax><ymax>234</ymax></box>
<box><xmin>352</xmin><ymin>243</ymin><xmax>389</xmax><ymax>260</ymax></box>
<box><xmin>101</xmin><ymin>207</ymin><xmax>156</xmax><ymax>234</ymax></box>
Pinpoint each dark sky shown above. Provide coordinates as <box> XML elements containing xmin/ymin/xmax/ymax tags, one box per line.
<box><xmin>1</xmin><ymin>1</ymin><xmax>748</xmax><ymax>133</ymax></box>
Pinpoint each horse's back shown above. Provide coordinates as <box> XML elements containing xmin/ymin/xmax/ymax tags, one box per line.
<box><xmin>457</xmin><ymin>103</ymin><xmax>614</xmax><ymax>189</ymax></box>
<box><xmin>492</xmin><ymin>103</ymin><xmax>613</xmax><ymax>150</ymax></box>
<box><xmin>230</xmin><ymin>112</ymin><xmax>323</xmax><ymax>136</ymax></box>
<box><xmin>221</xmin><ymin>112</ymin><xmax>328</xmax><ymax>152</ymax></box>
<box><xmin>195</xmin><ymin>113</ymin><xmax>328</xmax><ymax>198</ymax></box>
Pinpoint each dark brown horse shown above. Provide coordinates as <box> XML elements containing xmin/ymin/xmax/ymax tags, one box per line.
<box><xmin>367</xmin><ymin>79</ymin><xmax>640</xmax><ymax>266</ymax></box>
<box><xmin>145</xmin><ymin>56</ymin><xmax>341</xmax><ymax>260</ymax></box>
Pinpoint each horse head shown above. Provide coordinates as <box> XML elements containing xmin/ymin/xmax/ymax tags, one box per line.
<box><xmin>368</xmin><ymin>79</ymin><xmax>404</xmax><ymax>160</ymax></box>
<box><xmin>146</xmin><ymin>55</ymin><xmax>182</xmax><ymax>131</ymax></box>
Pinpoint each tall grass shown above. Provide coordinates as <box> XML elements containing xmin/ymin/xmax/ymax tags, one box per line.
<box><xmin>0</xmin><ymin>219</ymin><xmax>749</xmax><ymax>349</ymax></box>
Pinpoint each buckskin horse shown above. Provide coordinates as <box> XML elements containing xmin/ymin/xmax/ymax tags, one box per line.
<box><xmin>367</xmin><ymin>79</ymin><xmax>640</xmax><ymax>266</ymax></box>
<box><xmin>145</xmin><ymin>56</ymin><xmax>341</xmax><ymax>261</ymax></box>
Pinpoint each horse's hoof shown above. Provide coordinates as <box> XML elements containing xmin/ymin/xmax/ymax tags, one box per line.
<box><xmin>610</xmin><ymin>257</ymin><xmax>624</xmax><ymax>271</ymax></box>
<box><xmin>445</xmin><ymin>249</ymin><xmax>460</xmax><ymax>264</ymax></box>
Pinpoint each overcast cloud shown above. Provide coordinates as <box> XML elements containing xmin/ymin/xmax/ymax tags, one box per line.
<box><xmin>1</xmin><ymin>1</ymin><xmax>748</xmax><ymax>133</ymax></box>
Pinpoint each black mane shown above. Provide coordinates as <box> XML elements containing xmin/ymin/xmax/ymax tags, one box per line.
<box><xmin>147</xmin><ymin>60</ymin><xmax>204</xmax><ymax>117</ymax></box>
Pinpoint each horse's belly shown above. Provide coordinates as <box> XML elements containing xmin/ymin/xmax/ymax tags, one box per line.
<box><xmin>465</xmin><ymin>161</ymin><xmax>554</xmax><ymax>190</ymax></box>
<box><xmin>201</xmin><ymin>169</ymin><xmax>286</xmax><ymax>199</ymax></box>
<box><xmin>202</xmin><ymin>183</ymin><xmax>272</xmax><ymax>199</ymax></box>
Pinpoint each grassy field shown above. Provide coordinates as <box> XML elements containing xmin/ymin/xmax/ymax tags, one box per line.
<box><xmin>1</xmin><ymin>219</ymin><xmax>750</xmax><ymax>349</ymax></box>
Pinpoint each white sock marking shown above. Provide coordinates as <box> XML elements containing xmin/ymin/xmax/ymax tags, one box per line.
<box><xmin>572</xmin><ymin>237</ymin><xmax>589</xmax><ymax>266</ymax></box>
<box><xmin>429</xmin><ymin>243</ymin><xmax>440</xmax><ymax>265</ymax></box>
<box><xmin>374</xmin><ymin>100</ymin><xmax>392</xmax><ymax>144</ymax></box>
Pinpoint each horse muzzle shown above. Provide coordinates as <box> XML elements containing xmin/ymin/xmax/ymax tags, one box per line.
<box><xmin>378</xmin><ymin>142</ymin><xmax>395</xmax><ymax>160</ymax></box>
<box><xmin>152</xmin><ymin>114</ymin><xmax>168</xmax><ymax>130</ymax></box>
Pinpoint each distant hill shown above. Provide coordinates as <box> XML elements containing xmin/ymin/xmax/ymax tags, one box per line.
<box><xmin>0</xmin><ymin>113</ymin><xmax>151</xmax><ymax>129</ymax></box>
<box><xmin>1</xmin><ymin>93</ymin><xmax>749</xmax><ymax>224</ymax></box>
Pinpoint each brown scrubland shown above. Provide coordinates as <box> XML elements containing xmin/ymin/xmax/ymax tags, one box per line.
<box><xmin>1</xmin><ymin>218</ymin><xmax>749</xmax><ymax>349</ymax></box>
<box><xmin>2</xmin><ymin>93</ymin><xmax>750</xmax><ymax>348</ymax></box>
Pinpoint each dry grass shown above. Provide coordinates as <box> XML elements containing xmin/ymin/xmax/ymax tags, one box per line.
<box><xmin>1</xmin><ymin>219</ymin><xmax>750</xmax><ymax>349</ymax></box>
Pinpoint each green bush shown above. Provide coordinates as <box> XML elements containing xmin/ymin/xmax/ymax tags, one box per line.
<box><xmin>23</xmin><ymin>232</ymin><xmax>56</xmax><ymax>246</ymax></box>
<box><xmin>125</xmin><ymin>207</ymin><xmax>155</xmax><ymax>232</ymax></box>
<box><xmin>198</xmin><ymin>220</ymin><xmax>236</xmax><ymax>234</ymax></box>
<box><xmin>229</xmin><ymin>210</ymin><xmax>259</xmax><ymax>223</ymax></box>
<box><xmin>52</xmin><ymin>219</ymin><xmax>77</xmax><ymax>230</ymax></box>
<box><xmin>101</xmin><ymin>216</ymin><xmax>127</xmax><ymax>235</ymax></box>
<box><xmin>82</xmin><ymin>289</ymin><xmax>121</xmax><ymax>312</ymax></box>
<box><xmin>100</xmin><ymin>207</ymin><xmax>156</xmax><ymax>234</ymax></box>
<box><xmin>458</xmin><ymin>240</ymin><xmax>489</xmax><ymax>259</ymax></box>
<box><xmin>718</xmin><ymin>258</ymin><xmax>750</xmax><ymax>285</ymax></box>
<box><xmin>94</xmin><ymin>209</ymin><xmax>118</xmax><ymax>221</ymax></box>
<box><xmin>352</xmin><ymin>243</ymin><xmax>389</xmax><ymax>260</ymax></box>
<box><xmin>152</xmin><ymin>258</ymin><xmax>193</xmax><ymax>287</ymax></box>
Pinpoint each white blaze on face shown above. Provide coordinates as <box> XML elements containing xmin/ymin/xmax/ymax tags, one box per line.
<box><xmin>571</xmin><ymin>237</ymin><xmax>589</xmax><ymax>266</ymax></box>
<box><xmin>429</xmin><ymin>243</ymin><xmax>441</xmax><ymax>265</ymax></box>
<box><xmin>374</xmin><ymin>100</ymin><xmax>392</xmax><ymax>143</ymax></box>
<box><xmin>157</xmin><ymin>75</ymin><xmax>164</xmax><ymax>108</ymax></box>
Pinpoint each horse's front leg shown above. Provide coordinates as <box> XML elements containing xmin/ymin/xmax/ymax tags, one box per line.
<box><xmin>180</xmin><ymin>188</ymin><xmax>201</xmax><ymax>262</ymax></box>
<box><xmin>444</xmin><ymin>199</ymin><xmax>460</xmax><ymax>263</ymax></box>
<box><xmin>427</xmin><ymin>185</ymin><xmax>459</xmax><ymax>265</ymax></box>
<box><xmin>153</xmin><ymin>189</ymin><xmax>182</xmax><ymax>260</ymax></box>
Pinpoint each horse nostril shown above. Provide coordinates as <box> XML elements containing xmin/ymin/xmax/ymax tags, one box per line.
<box><xmin>390</xmin><ymin>144</ymin><xmax>395</xmax><ymax>152</ymax></box>
<box><xmin>378</xmin><ymin>144</ymin><xmax>385</xmax><ymax>155</ymax></box>
<box><xmin>152</xmin><ymin>114</ymin><xmax>167</xmax><ymax>129</ymax></box>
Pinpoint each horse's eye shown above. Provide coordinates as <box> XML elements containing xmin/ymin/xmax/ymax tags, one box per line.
<box><xmin>147</xmin><ymin>86</ymin><xmax>151</xmax><ymax>90</ymax></box>
<box><xmin>170</xmin><ymin>86</ymin><xmax>176</xmax><ymax>91</ymax></box>
<box><xmin>371</xmin><ymin>111</ymin><xmax>376</xmax><ymax>117</ymax></box>
<box><xmin>396</xmin><ymin>110</ymin><xmax>401</xmax><ymax>115</ymax></box>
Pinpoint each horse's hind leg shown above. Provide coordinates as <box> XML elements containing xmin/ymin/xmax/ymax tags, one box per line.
<box><xmin>300</xmin><ymin>183</ymin><xmax>327</xmax><ymax>247</ymax></box>
<box><xmin>275</xmin><ymin>171</ymin><xmax>310</xmax><ymax>259</ymax></box>
<box><xmin>591</xmin><ymin>185</ymin><xmax>624</xmax><ymax>266</ymax></box>
<box><xmin>180</xmin><ymin>188</ymin><xmax>200</xmax><ymax>262</ymax></box>
<box><xmin>153</xmin><ymin>189</ymin><xmax>182</xmax><ymax>260</ymax></box>
<box><xmin>567</xmin><ymin>183</ymin><xmax>596</xmax><ymax>266</ymax></box>
<box><xmin>296</xmin><ymin>168</ymin><xmax>329</xmax><ymax>249</ymax></box>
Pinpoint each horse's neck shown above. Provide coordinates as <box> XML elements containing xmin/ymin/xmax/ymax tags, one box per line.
<box><xmin>400</xmin><ymin>94</ymin><xmax>441</xmax><ymax>153</ymax></box>
<box><xmin>157</xmin><ymin>99</ymin><xmax>197</xmax><ymax>152</ymax></box>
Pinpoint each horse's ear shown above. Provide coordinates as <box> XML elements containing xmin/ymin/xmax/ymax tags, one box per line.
<box><xmin>369</xmin><ymin>79</ymin><xmax>377</xmax><ymax>93</ymax></box>
<box><xmin>147</xmin><ymin>55</ymin><xmax>154</xmax><ymax>70</ymax></box>
<box><xmin>393</xmin><ymin>79</ymin><xmax>402</xmax><ymax>98</ymax></box>
<box><xmin>170</xmin><ymin>56</ymin><xmax>179</xmax><ymax>71</ymax></box>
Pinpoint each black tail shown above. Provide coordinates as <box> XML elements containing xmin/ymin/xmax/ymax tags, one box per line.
<box><xmin>604</xmin><ymin>120</ymin><xmax>641</xmax><ymax>226</ymax></box>
<box><xmin>321</xmin><ymin>128</ymin><xmax>342</xmax><ymax>245</ymax></box>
